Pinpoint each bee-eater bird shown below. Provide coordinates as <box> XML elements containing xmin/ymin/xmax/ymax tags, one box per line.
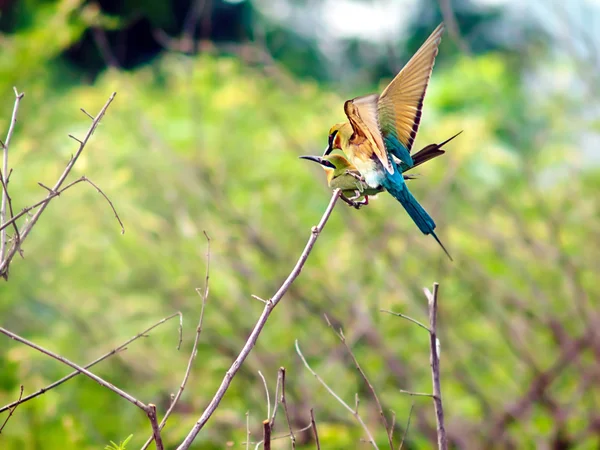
<box><xmin>301</xmin><ymin>131</ymin><xmax>461</xmax><ymax>208</ymax></box>
<box><xmin>323</xmin><ymin>23</ymin><xmax>452</xmax><ymax>259</ymax></box>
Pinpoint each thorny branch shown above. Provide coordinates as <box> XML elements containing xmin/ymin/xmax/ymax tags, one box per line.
<box><xmin>0</xmin><ymin>92</ymin><xmax>118</xmax><ymax>279</ymax></box>
<box><xmin>176</xmin><ymin>189</ymin><xmax>341</xmax><ymax>450</ymax></box>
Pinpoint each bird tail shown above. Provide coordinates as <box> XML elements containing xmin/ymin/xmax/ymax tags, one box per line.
<box><xmin>383</xmin><ymin>175</ymin><xmax>453</xmax><ymax>261</ymax></box>
<box><xmin>407</xmin><ymin>130</ymin><xmax>464</xmax><ymax>171</ymax></box>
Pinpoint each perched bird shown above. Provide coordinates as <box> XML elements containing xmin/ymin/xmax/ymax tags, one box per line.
<box><xmin>323</xmin><ymin>23</ymin><xmax>452</xmax><ymax>259</ymax></box>
<box><xmin>300</xmin><ymin>131</ymin><xmax>461</xmax><ymax>208</ymax></box>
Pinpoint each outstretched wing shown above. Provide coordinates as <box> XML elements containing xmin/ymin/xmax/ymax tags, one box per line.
<box><xmin>343</xmin><ymin>95</ymin><xmax>394</xmax><ymax>174</ymax></box>
<box><xmin>377</xmin><ymin>23</ymin><xmax>445</xmax><ymax>167</ymax></box>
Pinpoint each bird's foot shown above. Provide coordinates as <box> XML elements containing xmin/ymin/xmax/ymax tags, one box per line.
<box><xmin>344</xmin><ymin>170</ymin><xmax>365</xmax><ymax>183</ymax></box>
<box><xmin>347</xmin><ymin>191</ymin><xmax>369</xmax><ymax>209</ymax></box>
<box><xmin>340</xmin><ymin>193</ymin><xmax>364</xmax><ymax>209</ymax></box>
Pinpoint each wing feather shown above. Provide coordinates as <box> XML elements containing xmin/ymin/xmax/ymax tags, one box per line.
<box><xmin>378</xmin><ymin>23</ymin><xmax>444</xmax><ymax>159</ymax></box>
<box><xmin>343</xmin><ymin>95</ymin><xmax>394</xmax><ymax>174</ymax></box>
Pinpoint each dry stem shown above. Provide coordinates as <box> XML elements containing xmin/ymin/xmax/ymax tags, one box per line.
<box><xmin>176</xmin><ymin>190</ymin><xmax>341</xmax><ymax>449</ymax></box>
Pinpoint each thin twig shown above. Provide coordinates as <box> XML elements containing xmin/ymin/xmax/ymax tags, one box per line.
<box><xmin>258</xmin><ymin>371</ymin><xmax>271</xmax><ymax>420</ymax></box>
<box><xmin>1</xmin><ymin>88</ymin><xmax>24</xmax><ymax>266</ymax></box>
<box><xmin>141</xmin><ymin>231</ymin><xmax>211</xmax><ymax>450</ymax></box>
<box><xmin>280</xmin><ymin>367</ymin><xmax>296</xmax><ymax>449</ymax></box>
<box><xmin>0</xmin><ymin>92</ymin><xmax>117</xmax><ymax>279</ymax></box>
<box><xmin>268</xmin><ymin>367</ymin><xmax>284</xmax><ymax>429</ymax></box>
<box><xmin>246</xmin><ymin>424</ymin><xmax>313</xmax><ymax>447</ymax></box>
<box><xmin>0</xmin><ymin>176</ymin><xmax>124</xmax><ymax>234</ymax></box>
<box><xmin>0</xmin><ymin>385</ymin><xmax>23</xmax><ymax>434</ymax></box>
<box><xmin>0</xmin><ymin>327</ymin><xmax>147</xmax><ymax>410</ymax></box>
<box><xmin>262</xmin><ymin>420</ymin><xmax>271</xmax><ymax>450</ymax></box>
<box><xmin>176</xmin><ymin>190</ymin><xmax>341</xmax><ymax>450</ymax></box>
<box><xmin>80</xmin><ymin>108</ymin><xmax>95</xmax><ymax>120</ymax></box>
<box><xmin>310</xmin><ymin>408</ymin><xmax>321</xmax><ymax>449</ymax></box>
<box><xmin>425</xmin><ymin>283</ymin><xmax>447</xmax><ymax>450</ymax></box>
<box><xmin>399</xmin><ymin>404</ymin><xmax>414</xmax><ymax>450</ymax></box>
<box><xmin>325</xmin><ymin>315</ymin><xmax>394</xmax><ymax>449</ymax></box>
<box><xmin>295</xmin><ymin>340</ymin><xmax>379</xmax><ymax>449</ymax></box>
<box><xmin>380</xmin><ymin>309</ymin><xmax>431</xmax><ymax>334</ymax></box>
<box><xmin>0</xmin><ymin>167</ymin><xmax>20</xmax><ymax>250</ymax></box>
<box><xmin>0</xmin><ymin>312</ymin><xmax>182</xmax><ymax>413</ymax></box>
<box><xmin>246</xmin><ymin>412</ymin><xmax>251</xmax><ymax>450</ymax></box>
<box><xmin>399</xmin><ymin>390</ymin><xmax>434</xmax><ymax>399</ymax></box>
<box><xmin>147</xmin><ymin>404</ymin><xmax>164</xmax><ymax>450</ymax></box>
<box><xmin>83</xmin><ymin>176</ymin><xmax>125</xmax><ymax>234</ymax></box>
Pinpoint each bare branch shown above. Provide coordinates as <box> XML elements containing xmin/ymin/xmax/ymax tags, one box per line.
<box><xmin>245</xmin><ymin>424</ymin><xmax>313</xmax><ymax>448</ymax></box>
<box><xmin>280</xmin><ymin>367</ymin><xmax>296</xmax><ymax>449</ymax></box>
<box><xmin>0</xmin><ymin>92</ymin><xmax>118</xmax><ymax>279</ymax></box>
<box><xmin>147</xmin><ymin>404</ymin><xmax>164</xmax><ymax>450</ymax></box>
<box><xmin>83</xmin><ymin>176</ymin><xmax>125</xmax><ymax>234</ymax></box>
<box><xmin>0</xmin><ymin>312</ymin><xmax>182</xmax><ymax>413</ymax></box>
<box><xmin>68</xmin><ymin>134</ymin><xmax>83</xmax><ymax>144</ymax></box>
<box><xmin>1</xmin><ymin>176</ymin><xmax>123</xmax><ymax>235</ymax></box>
<box><xmin>258</xmin><ymin>371</ymin><xmax>271</xmax><ymax>420</ymax></box>
<box><xmin>80</xmin><ymin>108</ymin><xmax>95</xmax><ymax>120</ymax></box>
<box><xmin>310</xmin><ymin>408</ymin><xmax>321</xmax><ymax>450</ymax></box>
<box><xmin>425</xmin><ymin>283</ymin><xmax>447</xmax><ymax>450</ymax></box>
<box><xmin>0</xmin><ymin>385</ymin><xmax>23</xmax><ymax>434</ymax></box>
<box><xmin>0</xmin><ymin>327</ymin><xmax>147</xmax><ymax>410</ymax></box>
<box><xmin>262</xmin><ymin>420</ymin><xmax>271</xmax><ymax>450</ymax></box>
<box><xmin>0</xmin><ymin>167</ymin><xmax>20</xmax><ymax>250</ymax></box>
<box><xmin>246</xmin><ymin>412</ymin><xmax>251</xmax><ymax>450</ymax></box>
<box><xmin>176</xmin><ymin>190</ymin><xmax>341</xmax><ymax>449</ymax></box>
<box><xmin>268</xmin><ymin>367</ymin><xmax>284</xmax><ymax>429</ymax></box>
<box><xmin>141</xmin><ymin>231</ymin><xmax>211</xmax><ymax>450</ymax></box>
<box><xmin>399</xmin><ymin>404</ymin><xmax>414</xmax><ymax>450</ymax></box>
<box><xmin>380</xmin><ymin>309</ymin><xmax>431</xmax><ymax>334</ymax></box>
<box><xmin>399</xmin><ymin>390</ymin><xmax>435</xmax><ymax>399</ymax></box>
<box><xmin>295</xmin><ymin>340</ymin><xmax>379</xmax><ymax>449</ymax></box>
<box><xmin>1</xmin><ymin>88</ymin><xmax>25</xmax><ymax>266</ymax></box>
<box><xmin>325</xmin><ymin>316</ymin><xmax>394</xmax><ymax>449</ymax></box>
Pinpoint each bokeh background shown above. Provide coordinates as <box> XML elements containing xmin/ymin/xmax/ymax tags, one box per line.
<box><xmin>1</xmin><ymin>0</ymin><xmax>599</xmax><ymax>448</ymax></box>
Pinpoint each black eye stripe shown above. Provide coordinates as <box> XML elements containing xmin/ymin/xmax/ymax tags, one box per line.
<box><xmin>328</xmin><ymin>130</ymin><xmax>338</xmax><ymax>147</ymax></box>
<box><xmin>322</xmin><ymin>160</ymin><xmax>336</xmax><ymax>169</ymax></box>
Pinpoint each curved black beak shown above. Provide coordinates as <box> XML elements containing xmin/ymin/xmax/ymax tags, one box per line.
<box><xmin>299</xmin><ymin>155</ymin><xmax>336</xmax><ymax>169</ymax></box>
<box><xmin>323</xmin><ymin>144</ymin><xmax>333</xmax><ymax>156</ymax></box>
<box><xmin>299</xmin><ymin>155</ymin><xmax>324</xmax><ymax>165</ymax></box>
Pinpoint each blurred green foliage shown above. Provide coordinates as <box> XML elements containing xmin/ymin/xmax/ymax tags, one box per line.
<box><xmin>1</xmin><ymin>1</ymin><xmax>599</xmax><ymax>449</ymax></box>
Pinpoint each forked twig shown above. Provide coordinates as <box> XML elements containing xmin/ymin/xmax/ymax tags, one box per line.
<box><xmin>0</xmin><ymin>92</ymin><xmax>117</xmax><ymax>279</ymax></box>
<box><xmin>0</xmin><ymin>385</ymin><xmax>23</xmax><ymax>434</ymax></box>
<box><xmin>0</xmin><ymin>312</ymin><xmax>182</xmax><ymax>414</ymax></box>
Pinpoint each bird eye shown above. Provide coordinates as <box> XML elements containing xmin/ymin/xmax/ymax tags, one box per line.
<box><xmin>322</xmin><ymin>160</ymin><xmax>336</xmax><ymax>169</ymax></box>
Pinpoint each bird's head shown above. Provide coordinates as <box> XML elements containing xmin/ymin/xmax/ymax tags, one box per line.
<box><xmin>324</xmin><ymin>122</ymin><xmax>353</xmax><ymax>156</ymax></box>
